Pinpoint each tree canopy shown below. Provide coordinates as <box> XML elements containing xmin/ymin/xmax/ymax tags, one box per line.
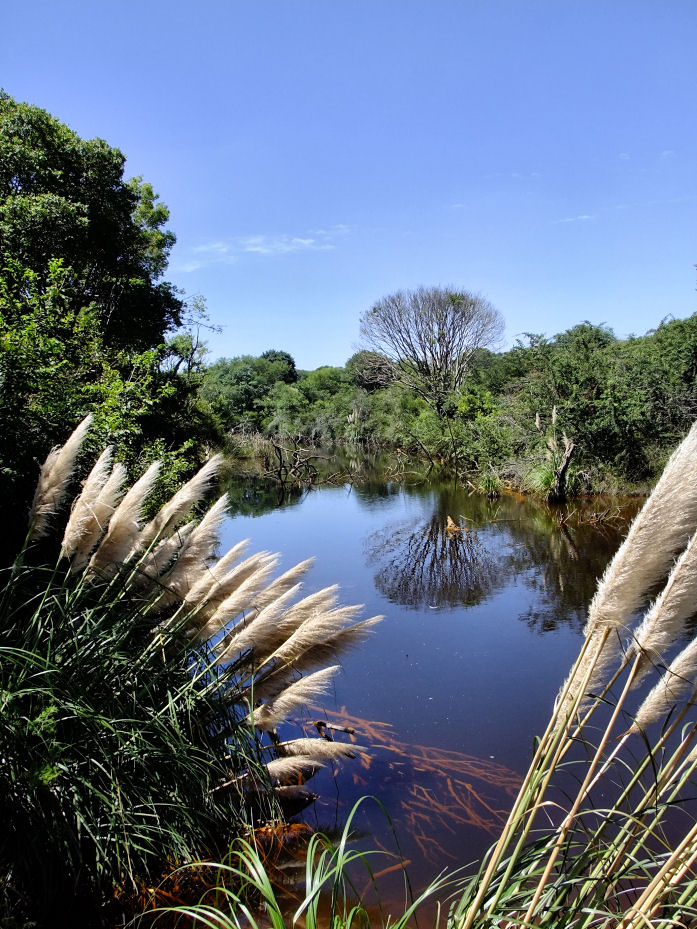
<box><xmin>0</xmin><ymin>94</ymin><xmax>217</xmax><ymax>552</ymax></box>
<box><xmin>0</xmin><ymin>91</ymin><xmax>182</xmax><ymax>350</ymax></box>
<box><xmin>359</xmin><ymin>286</ymin><xmax>505</xmax><ymax>416</ymax></box>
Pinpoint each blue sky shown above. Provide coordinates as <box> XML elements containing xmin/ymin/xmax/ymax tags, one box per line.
<box><xmin>4</xmin><ymin>1</ymin><xmax>697</xmax><ymax>369</ymax></box>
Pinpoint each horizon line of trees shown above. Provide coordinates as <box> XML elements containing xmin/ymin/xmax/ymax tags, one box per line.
<box><xmin>200</xmin><ymin>311</ymin><xmax>697</xmax><ymax>493</ymax></box>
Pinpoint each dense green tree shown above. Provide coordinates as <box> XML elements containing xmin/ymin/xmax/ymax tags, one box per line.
<box><xmin>260</xmin><ymin>348</ymin><xmax>298</xmax><ymax>382</ymax></box>
<box><xmin>0</xmin><ymin>94</ymin><xmax>220</xmax><ymax>550</ymax></box>
<box><xmin>0</xmin><ymin>91</ymin><xmax>182</xmax><ymax>351</ymax></box>
<box><xmin>201</xmin><ymin>352</ymin><xmax>299</xmax><ymax>431</ymax></box>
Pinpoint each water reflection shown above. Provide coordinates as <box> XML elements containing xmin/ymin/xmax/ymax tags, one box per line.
<box><xmin>221</xmin><ymin>470</ymin><xmax>306</xmax><ymax>518</ymax></box>
<box><xmin>221</xmin><ymin>461</ymin><xmax>640</xmax><ymax>890</ymax></box>
<box><xmin>494</xmin><ymin>499</ymin><xmax>635</xmax><ymax>632</ymax></box>
<box><xmin>365</xmin><ymin>483</ymin><xmax>635</xmax><ymax>631</ymax></box>
<box><xmin>367</xmin><ymin>516</ymin><xmax>498</xmax><ymax>609</ymax></box>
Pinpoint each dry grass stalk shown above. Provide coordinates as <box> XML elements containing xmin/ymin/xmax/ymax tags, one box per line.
<box><xmin>28</xmin><ymin>414</ymin><xmax>93</xmax><ymax>540</ymax></box>
<box><xmin>139</xmin><ymin>453</ymin><xmax>223</xmax><ymax>546</ymax></box>
<box><xmin>88</xmin><ymin>461</ymin><xmax>161</xmax><ymax>572</ymax></box>
<box><xmin>459</xmin><ymin>424</ymin><xmax>697</xmax><ymax>929</ymax></box>
<box><xmin>248</xmin><ymin>666</ymin><xmax>341</xmax><ymax>732</ymax></box>
<box><xmin>60</xmin><ymin>446</ymin><xmax>114</xmax><ymax>559</ymax></box>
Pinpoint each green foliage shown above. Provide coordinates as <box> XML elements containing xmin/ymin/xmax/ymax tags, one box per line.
<box><xmin>505</xmin><ymin>319</ymin><xmax>697</xmax><ymax>484</ymax></box>
<box><xmin>0</xmin><ymin>550</ymin><xmax>256</xmax><ymax>927</ymax></box>
<box><xmin>0</xmin><ymin>95</ymin><xmax>221</xmax><ymax>548</ymax></box>
<box><xmin>201</xmin><ymin>354</ymin><xmax>301</xmax><ymax>432</ymax></box>
<box><xmin>198</xmin><ymin>313</ymin><xmax>697</xmax><ymax>493</ymax></box>
<box><xmin>0</xmin><ymin>92</ymin><xmax>181</xmax><ymax>350</ymax></box>
<box><xmin>0</xmin><ymin>255</ymin><xmax>216</xmax><ymax>552</ymax></box>
<box><xmin>149</xmin><ymin>799</ymin><xmax>448</xmax><ymax>929</ymax></box>
<box><xmin>259</xmin><ymin>349</ymin><xmax>298</xmax><ymax>383</ymax></box>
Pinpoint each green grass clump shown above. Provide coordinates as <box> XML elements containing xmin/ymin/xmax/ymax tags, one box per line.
<box><xmin>0</xmin><ymin>418</ymin><xmax>379</xmax><ymax>928</ymax></box>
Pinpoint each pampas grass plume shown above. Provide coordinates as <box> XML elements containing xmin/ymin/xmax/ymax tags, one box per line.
<box><xmin>248</xmin><ymin>665</ymin><xmax>340</xmax><ymax>731</ymax></box>
<box><xmin>273</xmin><ymin>737</ymin><xmax>363</xmax><ymax>762</ymax></box>
<box><xmin>585</xmin><ymin>422</ymin><xmax>697</xmax><ymax>635</ymax></box>
<box><xmin>630</xmin><ymin>528</ymin><xmax>697</xmax><ymax>687</ymax></box>
<box><xmin>61</xmin><ymin>446</ymin><xmax>114</xmax><ymax>559</ymax></box>
<box><xmin>140</xmin><ymin>453</ymin><xmax>223</xmax><ymax>546</ymax></box>
<box><xmin>69</xmin><ymin>461</ymin><xmax>127</xmax><ymax>570</ymax></box>
<box><xmin>88</xmin><ymin>460</ymin><xmax>161</xmax><ymax>571</ymax></box>
<box><xmin>631</xmin><ymin>636</ymin><xmax>697</xmax><ymax>732</ymax></box>
<box><xmin>29</xmin><ymin>414</ymin><xmax>93</xmax><ymax>540</ymax></box>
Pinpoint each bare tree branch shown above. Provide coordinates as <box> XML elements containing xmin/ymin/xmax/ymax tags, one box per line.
<box><xmin>359</xmin><ymin>286</ymin><xmax>504</xmax><ymax>416</ymax></box>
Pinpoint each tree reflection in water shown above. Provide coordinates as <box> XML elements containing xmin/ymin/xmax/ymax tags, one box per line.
<box><xmin>495</xmin><ymin>499</ymin><xmax>638</xmax><ymax>632</ymax></box>
<box><xmin>364</xmin><ymin>482</ymin><xmax>637</xmax><ymax>631</ymax></box>
<box><xmin>366</xmin><ymin>516</ymin><xmax>498</xmax><ymax>609</ymax></box>
<box><xmin>363</xmin><ymin>482</ymin><xmax>498</xmax><ymax>609</ymax></box>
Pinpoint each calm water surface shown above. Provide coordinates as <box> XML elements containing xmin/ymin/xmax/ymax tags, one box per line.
<box><xmin>219</xmin><ymin>474</ymin><xmax>636</xmax><ymax>892</ymax></box>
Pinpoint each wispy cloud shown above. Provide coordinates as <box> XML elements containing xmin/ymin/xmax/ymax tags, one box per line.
<box><xmin>553</xmin><ymin>213</ymin><xmax>596</xmax><ymax>225</ymax></box>
<box><xmin>173</xmin><ymin>226</ymin><xmax>348</xmax><ymax>272</ymax></box>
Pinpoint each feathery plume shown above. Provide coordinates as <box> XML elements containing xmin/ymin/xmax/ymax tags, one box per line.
<box><xmin>272</xmin><ymin>737</ymin><xmax>363</xmax><ymax>762</ymax></box>
<box><xmin>140</xmin><ymin>454</ymin><xmax>223</xmax><ymax>547</ymax></box>
<box><xmin>60</xmin><ymin>446</ymin><xmax>114</xmax><ymax>559</ymax></box>
<box><xmin>585</xmin><ymin>421</ymin><xmax>697</xmax><ymax>635</ymax></box>
<box><xmin>88</xmin><ymin>461</ymin><xmax>161</xmax><ymax>572</ymax></box>
<box><xmin>245</xmin><ymin>558</ymin><xmax>314</xmax><ymax>614</ymax></box>
<box><xmin>70</xmin><ymin>462</ymin><xmax>127</xmax><ymax>570</ymax></box>
<box><xmin>183</xmin><ymin>539</ymin><xmax>251</xmax><ymax>607</ymax></box>
<box><xmin>28</xmin><ymin>414</ymin><xmax>93</xmax><ymax>540</ymax></box>
<box><xmin>153</xmin><ymin>495</ymin><xmax>229</xmax><ymax>601</ymax></box>
<box><xmin>247</xmin><ymin>666</ymin><xmax>340</xmax><ymax>731</ymax></box>
<box><xmin>262</xmin><ymin>756</ymin><xmax>324</xmax><ymax>785</ymax></box>
<box><xmin>265</xmin><ymin>605</ymin><xmax>366</xmax><ymax>666</ymax></box>
<box><xmin>247</xmin><ymin>588</ymin><xmax>347</xmax><ymax>668</ymax></box>
<box><xmin>138</xmin><ymin>522</ymin><xmax>197</xmax><ymax>593</ymax></box>
<box><xmin>265</xmin><ymin>614</ymin><xmax>383</xmax><ymax>677</ymax></box>
<box><xmin>629</xmin><ymin>528</ymin><xmax>697</xmax><ymax>688</ymax></box>
<box><xmin>219</xmin><ymin>584</ymin><xmax>302</xmax><ymax>659</ymax></box>
<box><xmin>185</xmin><ymin>551</ymin><xmax>274</xmax><ymax>622</ymax></box>
<box><xmin>194</xmin><ymin>558</ymin><xmax>279</xmax><ymax>642</ymax></box>
<box><xmin>631</xmin><ymin>636</ymin><xmax>697</xmax><ymax>732</ymax></box>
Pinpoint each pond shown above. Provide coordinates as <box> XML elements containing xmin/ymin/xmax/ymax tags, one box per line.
<box><xmin>218</xmin><ymin>471</ymin><xmax>638</xmax><ymax>900</ymax></box>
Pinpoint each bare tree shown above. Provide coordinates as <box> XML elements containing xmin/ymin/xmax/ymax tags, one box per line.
<box><xmin>359</xmin><ymin>286</ymin><xmax>504</xmax><ymax>416</ymax></box>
